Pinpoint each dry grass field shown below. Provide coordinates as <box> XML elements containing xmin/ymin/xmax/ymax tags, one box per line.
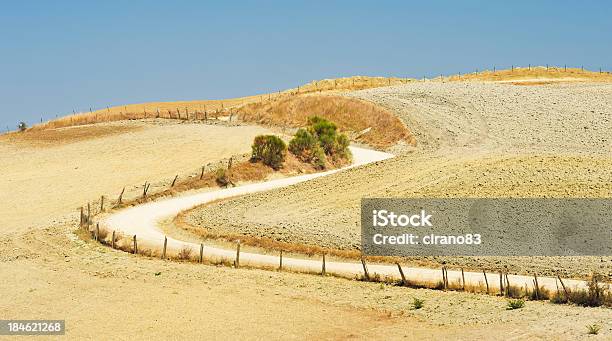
<box><xmin>237</xmin><ymin>94</ymin><xmax>415</xmax><ymax>148</ymax></box>
<box><xmin>29</xmin><ymin>76</ymin><xmax>413</xmax><ymax>131</ymax></box>
<box><xmin>446</xmin><ymin>66</ymin><xmax>612</xmax><ymax>84</ymax></box>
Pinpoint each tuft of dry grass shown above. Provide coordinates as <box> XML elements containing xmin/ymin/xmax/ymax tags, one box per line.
<box><xmin>177</xmin><ymin>247</ymin><xmax>193</xmax><ymax>261</ymax></box>
<box><xmin>237</xmin><ymin>94</ymin><xmax>414</xmax><ymax>148</ymax></box>
<box><xmin>586</xmin><ymin>324</ymin><xmax>602</xmax><ymax>335</ymax></box>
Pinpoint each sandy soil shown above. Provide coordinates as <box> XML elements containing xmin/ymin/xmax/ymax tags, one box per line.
<box><xmin>0</xmin><ymin>120</ymin><xmax>271</xmax><ymax>234</ymax></box>
<box><xmin>2</xmin><ymin>222</ymin><xmax>611</xmax><ymax>340</ymax></box>
<box><xmin>186</xmin><ymin>82</ymin><xmax>612</xmax><ymax>279</ymax></box>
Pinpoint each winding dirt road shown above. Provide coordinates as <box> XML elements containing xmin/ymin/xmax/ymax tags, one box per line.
<box><xmin>98</xmin><ymin>146</ymin><xmax>587</xmax><ymax>292</ymax></box>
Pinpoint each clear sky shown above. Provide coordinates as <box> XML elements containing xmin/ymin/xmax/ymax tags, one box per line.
<box><xmin>1</xmin><ymin>0</ymin><xmax>611</xmax><ymax>130</ymax></box>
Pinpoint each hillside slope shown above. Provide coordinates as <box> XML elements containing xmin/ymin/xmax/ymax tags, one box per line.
<box><xmin>185</xmin><ymin>82</ymin><xmax>612</xmax><ymax>278</ymax></box>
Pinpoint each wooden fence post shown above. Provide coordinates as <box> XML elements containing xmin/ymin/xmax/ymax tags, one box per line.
<box><xmin>133</xmin><ymin>235</ymin><xmax>137</xmax><ymax>254</ymax></box>
<box><xmin>117</xmin><ymin>187</ymin><xmax>125</xmax><ymax>205</ymax></box>
<box><xmin>171</xmin><ymin>175</ymin><xmax>178</xmax><ymax>188</ymax></box>
<box><xmin>361</xmin><ymin>256</ymin><xmax>369</xmax><ymax>281</ymax></box>
<box><xmin>235</xmin><ymin>240</ymin><xmax>240</xmax><ymax>268</ymax></box>
<box><xmin>396</xmin><ymin>263</ymin><xmax>406</xmax><ymax>286</ymax></box>
<box><xmin>505</xmin><ymin>273</ymin><xmax>511</xmax><ymax>297</ymax></box>
<box><xmin>483</xmin><ymin>270</ymin><xmax>489</xmax><ymax>294</ymax></box>
<box><xmin>142</xmin><ymin>182</ymin><xmax>150</xmax><ymax>198</ymax></box>
<box><xmin>87</xmin><ymin>202</ymin><xmax>91</xmax><ymax>226</ymax></box>
<box><xmin>499</xmin><ymin>272</ymin><xmax>504</xmax><ymax>295</ymax></box>
<box><xmin>111</xmin><ymin>231</ymin><xmax>115</xmax><ymax>249</ymax></box>
<box><xmin>200</xmin><ymin>166</ymin><xmax>205</xmax><ymax>180</ymax></box>
<box><xmin>557</xmin><ymin>274</ymin><xmax>568</xmax><ymax>298</ymax></box>
<box><xmin>279</xmin><ymin>250</ymin><xmax>283</xmax><ymax>271</ymax></box>
<box><xmin>79</xmin><ymin>207</ymin><xmax>84</xmax><ymax>227</ymax></box>
<box><xmin>442</xmin><ymin>267</ymin><xmax>446</xmax><ymax>290</ymax></box>
<box><xmin>162</xmin><ymin>236</ymin><xmax>167</xmax><ymax>259</ymax></box>
<box><xmin>100</xmin><ymin>196</ymin><xmax>104</xmax><ymax>212</ymax></box>
<box><xmin>461</xmin><ymin>268</ymin><xmax>466</xmax><ymax>291</ymax></box>
<box><xmin>199</xmin><ymin>243</ymin><xmax>203</xmax><ymax>263</ymax></box>
<box><xmin>322</xmin><ymin>254</ymin><xmax>326</xmax><ymax>276</ymax></box>
<box><xmin>445</xmin><ymin>267</ymin><xmax>449</xmax><ymax>289</ymax></box>
<box><xmin>95</xmin><ymin>223</ymin><xmax>99</xmax><ymax>241</ymax></box>
<box><xmin>534</xmin><ymin>273</ymin><xmax>540</xmax><ymax>299</ymax></box>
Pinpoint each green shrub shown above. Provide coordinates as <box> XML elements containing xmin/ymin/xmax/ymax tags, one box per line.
<box><xmin>412</xmin><ymin>297</ymin><xmax>425</xmax><ymax>310</ymax></box>
<box><xmin>288</xmin><ymin>116</ymin><xmax>351</xmax><ymax>168</ymax></box>
<box><xmin>334</xmin><ymin>133</ymin><xmax>352</xmax><ymax>160</ymax></box>
<box><xmin>18</xmin><ymin>121</ymin><xmax>27</xmax><ymax>132</ymax></box>
<box><xmin>251</xmin><ymin>135</ymin><xmax>286</xmax><ymax>170</ymax></box>
<box><xmin>289</xmin><ymin>128</ymin><xmax>328</xmax><ymax>169</ymax></box>
<box><xmin>311</xmin><ymin>145</ymin><xmax>326</xmax><ymax>169</ymax></box>
<box><xmin>289</xmin><ymin>129</ymin><xmax>319</xmax><ymax>160</ymax></box>
<box><xmin>587</xmin><ymin>324</ymin><xmax>601</xmax><ymax>335</ymax></box>
<box><xmin>506</xmin><ymin>298</ymin><xmax>525</xmax><ymax>310</ymax></box>
<box><xmin>308</xmin><ymin>116</ymin><xmax>338</xmax><ymax>154</ymax></box>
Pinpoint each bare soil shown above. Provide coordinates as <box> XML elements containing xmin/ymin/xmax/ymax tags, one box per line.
<box><xmin>186</xmin><ymin>82</ymin><xmax>612</xmax><ymax>280</ymax></box>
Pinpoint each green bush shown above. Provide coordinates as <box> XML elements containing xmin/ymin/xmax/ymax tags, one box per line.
<box><xmin>506</xmin><ymin>298</ymin><xmax>525</xmax><ymax>310</ymax></box>
<box><xmin>289</xmin><ymin>129</ymin><xmax>318</xmax><ymax>159</ymax></box>
<box><xmin>251</xmin><ymin>135</ymin><xmax>287</xmax><ymax>170</ymax></box>
<box><xmin>308</xmin><ymin>116</ymin><xmax>338</xmax><ymax>154</ymax></box>
<box><xmin>289</xmin><ymin>129</ymin><xmax>327</xmax><ymax>169</ymax></box>
<box><xmin>412</xmin><ymin>297</ymin><xmax>425</xmax><ymax>310</ymax></box>
<box><xmin>334</xmin><ymin>133</ymin><xmax>352</xmax><ymax>159</ymax></box>
<box><xmin>288</xmin><ymin>116</ymin><xmax>351</xmax><ymax>169</ymax></box>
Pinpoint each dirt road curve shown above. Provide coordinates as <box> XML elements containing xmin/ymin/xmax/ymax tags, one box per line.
<box><xmin>99</xmin><ymin>146</ymin><xmax>587</xmax><ymax>292</ymax></box>
<box><xmin>188</xmin><ymin>82</ymin><xmax>612</xmax><ymax>279</ymax></box>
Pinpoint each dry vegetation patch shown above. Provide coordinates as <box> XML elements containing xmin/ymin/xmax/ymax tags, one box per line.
<box><xmin>237</xmin><ymin>95</ymin><xmax>415</xmax><ymax>148</ymax></box>
<box><xmin>0</xmin><ymin>124</ymin><xmax>142</xmax><ymax>146</ymax></box>
<box><xmin>446</xmin><ymin>66</ymin><xmax>612</xmax><ymax>83</ymax></box>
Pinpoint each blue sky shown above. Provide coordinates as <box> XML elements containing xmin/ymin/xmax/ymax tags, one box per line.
<box><xmin>1</xmin><ymin>1</ymin><xmax>610</xmax><ymax>130</ymax></box>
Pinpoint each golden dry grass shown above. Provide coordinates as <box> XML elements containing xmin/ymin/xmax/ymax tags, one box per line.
<box><xmin>28</xmin><ymin>76</ymin><xmax>413</xmax><ymax>132</ymax></box>
<box><xmin>237</xmin><ymin>94</ymin><xmax>415</xmax><ymax>148</ymax></box>
<box><xmin>0</xmin><ymin>124</ymin><xmax>143</xmax><ymax>146</ymax></box>
<box><xmin>445</xmin><ymin>66</ymin><xmax>612</xmax><ymax>83</ymax></box>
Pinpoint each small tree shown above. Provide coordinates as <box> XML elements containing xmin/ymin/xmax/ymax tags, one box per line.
<box><xmin>18</xmin><ymin>122</ymin><xmax>27</xmax><ymax>132</ymax></box>
<box><xmin>251</xmin><ymin>135</ymin><xmax>286</xmax><ymax>170</ymax></box>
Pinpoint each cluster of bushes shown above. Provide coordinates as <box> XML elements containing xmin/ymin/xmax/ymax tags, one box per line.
<box><xmin>288</xmin><ymin>116</ymin><xmax>351</xmax><ymax>169</ymax></box>
<box><xmin>250</xmin><ymin>116</ymin><xmax>351</xmax><ymax>170</ymax></box>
